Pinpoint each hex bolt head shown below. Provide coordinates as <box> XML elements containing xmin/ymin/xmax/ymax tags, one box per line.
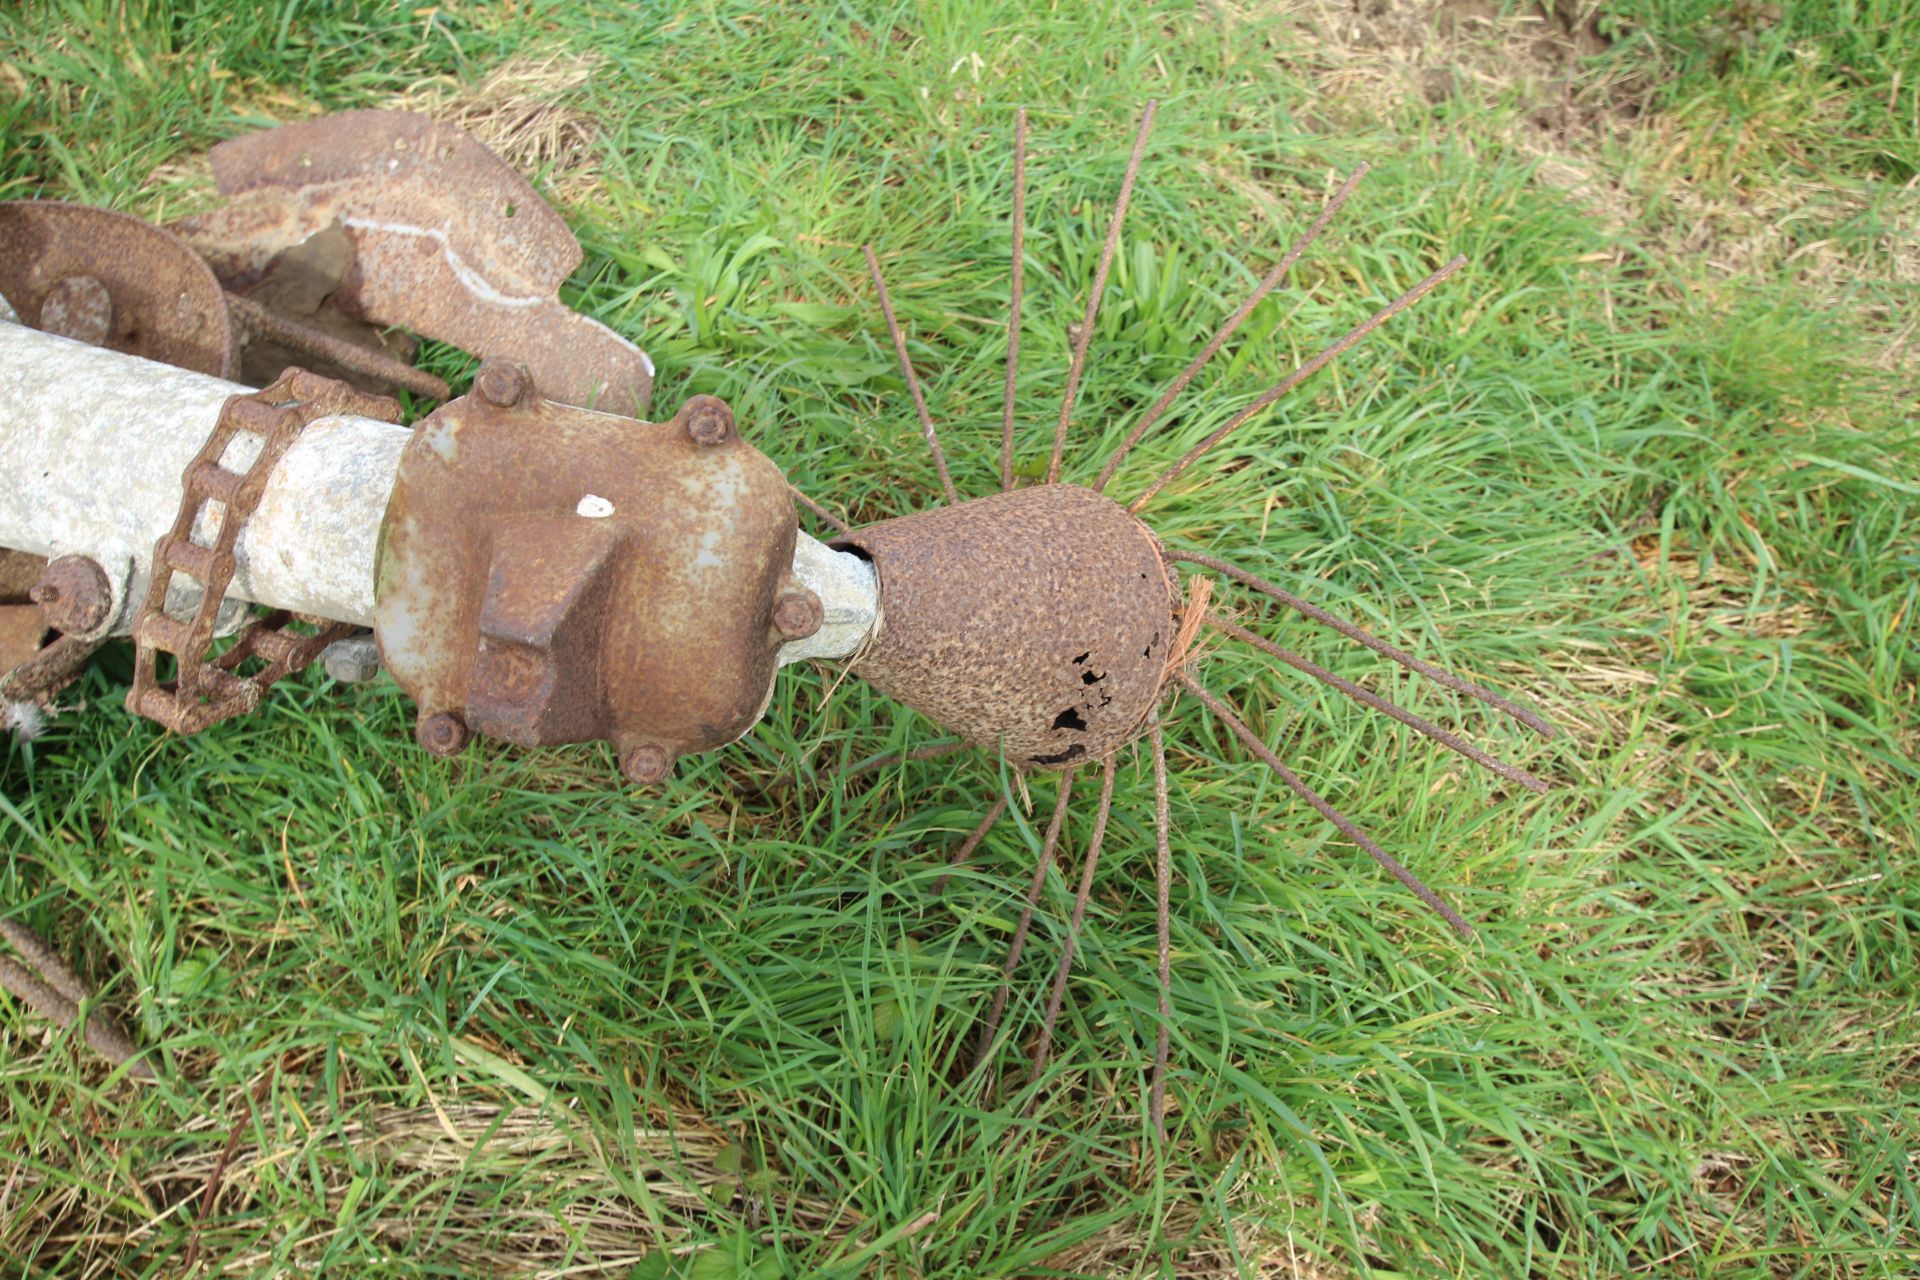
<box><xmin>474</xmin><ymin>362</ymin><xmax>528</xmax><ymax>409</ymax></box>
<box><xmin>30</xmin><ymin>554</ymin><xmax>111</xmax><ymax>635</ymax></box>
<box><xmin>683</xmin><ymin>396</ymin><xmax>734</xmax><ymax>447</ymax></box>
<box><xmin>417</xmin><ymin>710</ymin><xmax>471</xmax><ymax>757</ymax></box>
<box><xmin>321</xmin><ymin>633</ymin><xmax>382</xmax><ymax>684</ymax></box>
<box><xmin>620</xmin><ymin>742</ymin><xmax>675</xmax><ymax>787</ymax></box>
<box><xmin>772</xmin><ymin>588</ymin><xmax>824</xmax><ymax>641</ymax></box>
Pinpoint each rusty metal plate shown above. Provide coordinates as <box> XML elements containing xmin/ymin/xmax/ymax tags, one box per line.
<box><xmin>374</xmin><ymin>372</ymin><xmax>796</xmax><ymax>780</ymax></box>
<box><xmin>0</xmin><ymin>202</ymin><xmax>236</xmax><ymax>376</ymax></box>
<box><xmin>172</xmin><ymin>111</ymin><xmax>653</xmax><ymax>416</ymax></box>
<box><xmin>837</xmin><ymin>485</ymin><xmax>1177</xmax><ymax>769</ymax></box>
<box><xmin>0</xmin><ymin>605</ymin><xmax>47</xmax><ymax>677</ymax></box>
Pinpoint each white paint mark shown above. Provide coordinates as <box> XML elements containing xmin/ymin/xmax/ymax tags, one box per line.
<box><xmin>341</xmin><ymin>215</ymin><xmax>546</xmax><ymax>309</ymax></box>
<box><xmin>576</xmin><ymin>494</ymin><xmax>614</xmax><ymax>518</ymax></box>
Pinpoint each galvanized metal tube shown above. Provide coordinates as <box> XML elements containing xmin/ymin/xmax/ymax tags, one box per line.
<box><xmin>0</xmin><ymin>318</ymin><xmax>405</xmax><ymax>629</ymax></box>
<box><xmin>0</xmin><ymin>318</ymin><xmax>879</xmax><ymax>661</ymax></box>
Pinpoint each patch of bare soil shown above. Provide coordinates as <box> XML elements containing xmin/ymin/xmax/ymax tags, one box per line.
<box><xmin>1226</xmin><ymin>1</ymin><xmax>1918</xmax><ymax>375</ymax></box>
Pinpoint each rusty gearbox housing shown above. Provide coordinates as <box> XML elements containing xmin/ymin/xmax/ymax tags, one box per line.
<box><xmin>373</xmin><ymin>367</ymin><xmax>817</xmax><ymax>784</ymax></box>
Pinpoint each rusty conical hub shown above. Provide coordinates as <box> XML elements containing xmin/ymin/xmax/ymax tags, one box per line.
<box><xmin>836</xmin><ymin>485</ymin><xmax>1176</xmax><ymax>769</ymax></box>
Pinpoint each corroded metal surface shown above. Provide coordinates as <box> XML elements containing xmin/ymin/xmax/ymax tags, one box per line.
<box><xmin>837</xmin><ymin>485</ymin><xmax>1176</xmax><ymax>768</ymax></box>
<box><xmin>172</xmin><ymin>110</ymin><xmax>653</xmax><ymax>415</ymax></box>
<box><xmin>0</xmin><ymin>201</ymin><xmax>236</xmax><ymax>376</ymax></box>
<box><xmin>374</xmin><ymin>373</ymin><xmax>799</xmax><ymax>782</ymax></box>
<box><xmin>30</xmin><ymin>555</ymin><xmax>111</xmax><ymax>635</ymax></box>
<box><xmin>127</xmin><ymin>369</ymin><xmax>392</xmax><ymax>734</ymax></box>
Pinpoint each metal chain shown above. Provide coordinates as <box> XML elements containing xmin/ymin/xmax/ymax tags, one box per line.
<box><xmin>127</xmin><ymin>368</ymin><xmax>398</xmax><ymax>734</ymax></box>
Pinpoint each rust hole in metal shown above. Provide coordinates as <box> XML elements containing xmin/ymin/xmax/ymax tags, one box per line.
<box><xmin>1031</xmin><ymin>743</ymin><xmax>1086</xmax><ymax>766</ymax></box>
<box><xmin>1050</xmin><ymin>708</ymin><xmax>1086</xmax><ymax>732</ymax></box>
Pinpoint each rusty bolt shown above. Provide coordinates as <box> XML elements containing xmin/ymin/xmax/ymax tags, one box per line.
<box><xmin>772</xmin><ymin>588</ymin><xmax>824</xmax><ymax>641</ymax></box>
<box><xmin>620</xmin><ymin>742</ymin><xmax>675</xmax><ymax>787</ymax></box>
<box><xmin>321</xmin><ymin>633</ymin><xmax>382</xmax><ymax>684</ymax></box>
<box><xmin>474</xmin><ymin>362</ymin><xmax>528</xmax><ymax>409</ymax></box>
<box><xmin>39</xmin><ymin>275</ymin><xmax>113</xmax><ymax>347</ymax></box>
<box><xmin>29</xmin><ymin>555</ymin><xmax>111</xmax><ymax>635</ymax></box>
<box><xmin>417</xmin><ymin>710</ymin><xmax>471</xmax><ymax>757</ymax></box>
<box><xmin>683</xmin><ymin>396</ymin><xmax>734</xmax><ymax>447</ymax></box>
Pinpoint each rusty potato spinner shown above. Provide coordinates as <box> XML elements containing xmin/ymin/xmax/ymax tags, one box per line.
<box><xmin>812</xmin><ymin>104</ymin><xmax>1558</xmax><ymax>1131</ymax></box>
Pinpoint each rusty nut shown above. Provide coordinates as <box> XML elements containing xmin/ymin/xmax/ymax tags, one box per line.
<box><xmin>620</xmin><ymin>742</ymin><xmax>676</xmax><ymax>787</ymax></box>
<box><xmin>772</xmin><ymin>588</ymin><xmax>824</xmax><ymax>642</ymax></box>
<box><xmin>417</xmin><ymin>710</ymin><xmax>471</xmax><ymax>757</ymax></box>
<box><xmin>682</xmin><ymin>396</ymin><xmax>734</xmax><ymax>447</ymax></box>
<box><xmin>474</xmin><ymin>361</ymin><xmax>528</xmax><ymax>409</ymax></box>
<box><xmin>30</xmin><ymin>554</ymin><xmax>112</xmax><ymax>635</ymax></box>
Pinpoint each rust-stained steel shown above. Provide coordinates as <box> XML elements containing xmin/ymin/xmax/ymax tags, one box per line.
<box><xmin>836</xmin><ymin>485</ymin><xmax>1176</xmax><ymax>769</ymax></box>
<box><xmin>374</xmin><ymin>371</ymin><xmax>799</xmax><ymax>784</ymax></box>
<box><xmin>127</xmin><ymin>369</ymin><xmax>391</xmax><ymax>734</ymax></box>
<box><xmin>30</xmin><ymin>555</ymin><xmax>111</xmax><ymax>636</ymax></box>
<box><xmin>0</xmin><ymin>605</ymin><xmax>47</xmax><ymax>679</ymax></box>
<box><xmin>0</xmin><ymin>918</ymin><xmax>153</xmax><ymax>1078</ymax></box>
<box><xmin>1046</xmin><ymin>101</ymin><xmax>1154</xmax><ymax>485</ymax></box>
<box><xmin>1091</xmin><ymin>162</ymin><xmax>1370</xmax><ymax>493</ymax></box>
<box><xmin>1127</xmin><ymin>253</ymin><xmax>1469</xmax><ymax>512</ymax></box>
<box><xmin>0</xmin><ymin>201</ymin><xmax>236</xmax><ymax>377</ymax></box>
<box><xmin>0</xmin><ymin>555</ymin><xmax>117</xmax><ymax>708</ymax></box>
<box><xmin>225</xmin><ymin>290</ymin><xmax>449</xmax><ymax>402</ymax></box>
<box><xmin>172</xmin><ymin>110</ymin><xmax>654</xmax><ymax>415</ymax></box>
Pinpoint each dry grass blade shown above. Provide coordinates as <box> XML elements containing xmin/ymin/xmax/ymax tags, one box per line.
<box><xmin>1091</xmin><ymin>163</ymin><xmax>1370</xmax><ymax>492</ymax></box>
<box><xmin>1001</xmin><ymin>108</ymin><xmax>1028</xmax><ymax>493</ymax></box>
<box><xmin>389</xmin><ymin>52</ymin><xmax>606</xmax><ymax>204</ymax></box>
<box><xmin>1027</xmin><ymin>757</ymin><xmax>1117</xmax><ymax>1093</ymax></box>
<box><xmin>1208</xmin><ymin>617</ymin><xmax>1549</xmax><ymax>793</ymax></box>
<box><xmin>865</xmin><ymin>245</ymin><xmax>958</xmax><ymax>504</ymax></box>
<box><xmin>1175</xmin><ymin>671</ymin><xmax>1475</xmax><ymax>939</ymax></box>
<box><xmin>1047</xmin><ymin>100</ymin><xmax>1156</xmax><ymax>484</ymax></box>
<box><xmin>973</xmin><ymin>768</ymin><xmax>1075</xmax><ymax>1075</ymax></box>
<box><xmin>1170</xmin><ymin>549</ymin><xmax>1558</xmax><ymax>738</ymax></box>
<box><xmin>1129</xmin><ymin>254</ymin><xmax>1467</xmax><ymax>510</ymax></box>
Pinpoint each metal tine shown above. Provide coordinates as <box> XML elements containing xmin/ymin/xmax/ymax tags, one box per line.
<box><xmin>1168</xmin><ymin>549</ymin><xmax>1559</xmax><ymax>739</ymax></box>
<box><xmin>0</xmin><ymin>919</ymin><xmax>152</xmax><ymax>1077</ymax></box>
<box><xmin>973</xmin><ymin>767</ymin><xmax>1075</xmax><ymax>1076</ymax></box>
<box><xmin>1129</xmin><ymin>254</ymin><xmax>1467</xmax><ymax>511</ymax></box>
<box><xmin>864</xmin><ymin>245</ymin><xmax>959</xmax><ymax>505</ymax></box>
<box><xmin>1027</xmin><ymin>756</ymin><xmax>1117</xmax><ymax>1094</ymax></box>
<box><xmin>1001</xmin><ymin>108</ymin><xmax>1028</xmax><ymax>494</ymax></box>
<box><xmin>790</xmin><ymin>484</ymin><xmax>850</xmax><ymax>534</ymax></box>
<box><xmin>933</xmin><ymin>793</ymin><xmax>1010</xmax><ymax>897</ymax></box>
<box><xmin>1208</xmin><ymin>617</ymin><xmax>1550</xmax><ymax>794</ymax></box>
<box><xmin>1091</xmin><ymin>163</ymin><xmax>1370</xmax><ymax>493</ymax></box>
<box><xmin>1175</xmin><ymin>671</ymin><xmax>1476</xmax><ymax>940</ymax></box>
<box><xmin>1046</xmin><ymin>100</ymin><xmax>1157</xmax><ymax>485</ymax></box>
<box><xmin>1147</xmin><ymin>714</ymin><xmax>1173</xmax><ymax>1141</ymax></box>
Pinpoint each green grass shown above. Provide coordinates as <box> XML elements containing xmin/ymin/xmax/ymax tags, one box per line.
<box><xmin>2</xmin><ymin>1</ymin><xmax>1917</xmax><ymax>1276</ymax></box>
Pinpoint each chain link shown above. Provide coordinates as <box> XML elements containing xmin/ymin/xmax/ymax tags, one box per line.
<box><xmin>127</xmin><ymin>368</ymin><xmax>398</xmax><ymax>734</ymax></box>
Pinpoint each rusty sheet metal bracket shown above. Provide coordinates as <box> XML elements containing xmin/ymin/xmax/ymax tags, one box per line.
<box><xmin>173</xmin><ymin>110</ymin><xmax>654</xmax><ymax>415</ymax></box>
<box><xmin>128</xmin><ymin>369</ymin><xmax>398</xmax><ymax>734</ymax></box>
<box><xmin>836</xmin><ymin>485</ymin><xmax>1177</xmax><ymax>769</ymax></box>
<box><xmin>375</xmin><ymin>366</ymin><xmax>806</xmax><ymax>784</ymax></box>
<box><xmin>0</xmin><ymin>201</ymin><xmax>237</xmax><ymax>378</ymax></box>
